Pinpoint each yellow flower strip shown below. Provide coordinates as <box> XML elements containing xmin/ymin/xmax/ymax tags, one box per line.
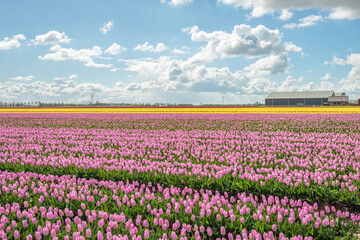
<box><xmin>0</xmin><ymin>106</ymin><xmax>360</xmax><ymax>114</ymax></box>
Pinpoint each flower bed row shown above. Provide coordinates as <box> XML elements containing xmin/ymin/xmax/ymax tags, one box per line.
<box><xmin>2</xmin><ymin>113</ymin><xmax>360</xmax><ymax>134</ymax></box>
<box><xmin>0</xmin><ymin>113</ymin><xmax>359</xmax><ymax>206</ymax></box>
<box><xmin>0</xmin><ymin>113</ymin><xmax>360</xmax><ymax>239</ymax></box>
<box><xmin>1</xmin><ymin>170</ymin><xmax>359</xmax><ymax>239</ymax></box>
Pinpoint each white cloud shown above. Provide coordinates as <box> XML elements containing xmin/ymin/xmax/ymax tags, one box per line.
<box><xmin>1</xmin><ymin>72</ymin><xmax>246</xmax><ymax>103</ymax></box>
<box><xmin>183</xmin><ymin>24</ymin><xmax>283</xmax><ymax>64</ymax></box>
<box><xmin>320</xmin><ymin>73</ymin><xmax>332</xmax><ymax>81</ymax></box>
<box><xmin>283</xmin><ymin>15</ymin><xmax>324</xmax><ymax>29</ymax></box>
<box><xmin>283</xmin><ymin>42</ymin><xmax>302</xmax><ymax>52</ymax></box>
<box><xmin>337</xmin><ymin>54</ymin><xmax>360</xmax><ymax>93</ymax></box>
<box><xmin>327</xmin><ymin>7</ymin><xmax>360</xmax><ymax>20</ymax></box>
<box><xmin>122</xmin><ymin>56</ymin><xmax>249</xmax><ymax>93</ymax></box>
<box><xmin>10</xmin><ymin>75</ymin><xmax>35</xmax><ymax>81</ymax></box>
<box><xmin>110</xmin><ymin>68</ymin><xmax>121</xmax><ymax>72</ymax></box>
<box><xmin>324</xmin><ymin>56</ymin><xmax>347</xmax><ymax>66</ymax></box>
<box><xmin>105</xmin><ymin>43</ymin><xmax>127</xmax><ymax>55</ymax></box>
<box><xmin>38</xmin><ymin>45</ymin><xmax>113</xmax><ymax>68</ymax></box>
<box><xmin>160</xmin><ymin>0</ymin><xmax>193</xmax><ymax>6</ymax></box>
<box><xmin>277</xmin><ymin>75</ymin><xmax>303</xmax><ymax>91</ymax></box>
<box><xmin>217</xmin><ymin>0</ymin><xmax>360</xmax><ymax>20</ymax></box>
<box><xmin>0</xmin><ymin>34</ymin><xmax>26</xmax><ymax>50</ymax></box>
<box><xmin>298</xmin><ymin>15</ymin><xmax>324</xmax><ymax>28</ymax></box>
<box><xmin>171</xmin><ymin>48</ymin><xmax>189</xmax><ymax>54</ymax></box>
<box><xmin>244</xmin><ymin>52</ymin><xmax>289</xmax><ymax>77</ymax></box>
<box><xmin>134</xmin><ymin>42</ymin><xmax>169</xmax><ymax>53</ymax></box>
<box><xmin>279</xmin><ymin>9</ymin><xmax>293</xmax><ymax>21</ymax></box>
<box><xmin>261</xmin><ymin>75</ymin><xmax>334</xmax><ymax>94</ymax></box>
<box><xmin>282</xmin><ymin>23</ymin><xmax>297</xmax><ymax>29</ymax></box>
<box><xmin>322</xmin><ymin>54</ymin><xmax>360</xmax><ymax>95</ymax></box>
<box><xmin>100</xmin><ymin>21</ymin><xmax>114</xmax><ymax>34</ymax></box>
<box><xmin>123</xmin><ymin>53</ymin><xmax>290</xmax><ymax>95</ymax></box>
<box><xmin>126</xmin><ymin>80</ymin><xmax>158</xmax><ymax>92</ymax></box>
<box><xmin>123</xmin><ymin>24</ymin><xmax>296</xmax><ymax>95</ymax></box>
<box><xmin>0</xmin><ymin>75</ymin><xmax>144</xmax><ymax>103</ymax></box>
<box><xmin>69</xmin><ymin>74</ymin><xmax>78</xmax><ymax>80</ymax></box>
<box><xmin>32</xmin><ymin>31</ymin><xmax>71</xmax><ymax>45</ymax></box>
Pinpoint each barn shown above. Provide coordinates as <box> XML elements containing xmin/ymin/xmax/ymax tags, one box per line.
<box><xmin>265</xmin><ymin>91</ymin><xmax>336</xmax><ymax>106</ymax></box>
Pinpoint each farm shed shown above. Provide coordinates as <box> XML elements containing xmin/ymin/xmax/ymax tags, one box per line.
<box><xmin>328</xmin><ymin>93</ymin><xmax>349</xmax><ymax>105</ymax></box>
<box><xmin>265</xmin><ymin>91</ymin><xmax>335</xmax><ymax>106</ymax></box>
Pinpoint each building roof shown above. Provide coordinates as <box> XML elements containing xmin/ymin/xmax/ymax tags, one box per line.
<box><xmin>334</xmin><ymin>92</ymin><xmax>346</xmax><ymax>97</ymax></box>
<box><xmin>328</xmin><ymin>96</ymin><xmax>349</xmax><ymax>102</ymax></box>
<box><xmin>266</xmin><ymin>91</ymin><xmax>334</xmax><ymax>99</ymax></box>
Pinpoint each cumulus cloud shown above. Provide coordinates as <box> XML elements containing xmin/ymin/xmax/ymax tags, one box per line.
<box><xmin>110</xmin><ymin>68</ymin><xmax>121</xmax><ymax>72</ymax></box>
<box><xmin>283</xmin><ymin>42</ymin><xmax>302</xmax><ymax>52</ymax></box>
<box><xmin>69</xmin><ymin>74</ymin><xmax>78</xmax><ymax>80</ymax></box>
<box><xmin>322</xmin><ymin>54</ymin><xmax>360</xmax><ymax>95</ymax></box>
<box><xmin>262</xmin><ymin>75</ymin><xmax>334</xmax><ymax>93</ymax></box>
<box><xmin>100</xmin><ymin>21</ymin><xmax>114</xmax><ymax>34</ymax></box>
<box><xmin>324</xmin><ymin>56</ymin><xmax>347</xmax><ymax>66</ymax></box>
<box><xmin>217</xmin><ymin>0</ymin><xmax>360</xmax><ymax>20</ymax></box>
<box><xmin>171</xmin><ymin>48</ymin><xmax>189</xmax><ymax>54</ymax></box>
<box><xmin>10</xmin><ymin>75</ymin><xmax>35</xmax><ymax>81</ymax></box>
<box><xmin>32</xmin><ymin>30</ymin><xmax>71</xmax><ymax>45</ymax></box>
<box><xmin>182</xmin><ymin>24</ymin><xmax>292</xmax><ymax>76</ymax></box>
<box><xmin>121</xmin><ymin>24</ymin><xmax>298</xmax><ymax>95</ymax></box>
<box><xmin>122</xmin><ymin>54</ymin><xmax>290</xmax><ymax>95</ymax></box>
<box><xmin>298</xmin><ymin>15</ymin><xmax>324</xmax><ymax>27</ymax></box>
<box><xmin>337</xmin><ymin>54</ymin><xmax>360</xmax><ymax>93</ymax></box>
<box><xmin>38</xmin><ymin>45</ymin><xmax>113</xmax><ymax>68</ymax></box>
<box><xmin>279</xmin><ymin>9</ymin><xmax>293</xmax><ymax>21</ymax></box>
<box><xmin>244</xmin><ymin>52</ymin><xmax>289</xmax><ymax>77</ymax></box>
<box><xmin>134</xmin><ymin>42</ymin><xmax>169</xmax><ymax>52</ymax></box>
<box><xmin>320</xmin><ymin>73</ymin><xmax>332</xmax><ymax>81</ymax></box>
<box><xmin>242</xmin><ymin>77</ymin><xmax>276</xmax><ymax>94</ymax></box>
<box><xmin>283</xmin><ymin>15</ymin><xmax>324</xmax><ymax>29</ymax></box>
<box><xmin>121</xmin><ymin>56</ymin><xmax>249</xmax><ymax>93</ymax></box>
<box><xmin>0</xmin><ymin>34</ymin><xmax>26</xmax><ymax>50</ymax></box>
<box><xmin>105</xmin><ymin>43</ymin><xmax>127</xmax><ymax>55</ymax></box>
<box><xmin>0</xmin><ymin>75</ymin><xmax>142</xmax><ymax>103</ymax></box>
<box><xmin>126</xmin><ymin>80</ymin><xmax>158</xmax><ymax>92</ymax></box>
<box><xmin>327</xmin><ymin>6</ymin><xmax>360</xmax><ymax>20</ymax></box>
<box><xmin>183</xmin><ymin>24</ymin><xmax>282</xmax><ymax>63</ymax></box>
<box><xmin>276</xmin><ymin>75</ymin><xmax>303</xmax><ymax>91</ymax></box>
<box><xmin>282</xmin><ymin>23</ymin><xmax>297</xmax><ymax>29</ymax></box>
<box><xmin>160</xmin><ymin>0</ymin><xmax>193</xmax><ymax>6</ymax></box>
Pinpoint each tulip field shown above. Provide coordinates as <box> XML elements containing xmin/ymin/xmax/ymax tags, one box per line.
<box><xmin>0</xmin><ymin>112</ymin><xmax>360</xmax><ymax>239</ymax></box>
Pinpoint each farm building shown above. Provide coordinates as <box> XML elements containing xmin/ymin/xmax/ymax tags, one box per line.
<box><xmin>265</xmin><ymin>91</ymin><xmax>348</xmax><ymax>106</ymax></box>
<box><xmin>328</xmin><ymin>93</ymin><xmax>349</xmax><ymax>105</ymax></box>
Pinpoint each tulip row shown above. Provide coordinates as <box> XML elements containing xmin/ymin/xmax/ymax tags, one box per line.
<box><xmin>1</xmin><ymin>170</ymin><xmax>359</xmax><ymax>239</ymax></box>
<box><xmin>0</xmin><ymin>113</ymin><xmax>360</xmax><ymax>239</ymax></box>
<box><xmin>0</xmin><ymin>113</ymin><xmax>359</xmax><ymax>206</ymax></box>
<box><xmin>2</xmin><ymin>113</ymin><xmax>360</xmax><ymax>134</ymax></box>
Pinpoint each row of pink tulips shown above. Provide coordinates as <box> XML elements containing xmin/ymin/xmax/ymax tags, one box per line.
<box><xmin>1</xmin><ymin>170</ymin><xmax>359</xmax><ymax>239</ymax></box>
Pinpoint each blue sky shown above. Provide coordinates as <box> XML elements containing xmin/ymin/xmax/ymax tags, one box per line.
<box><xmin>1</xmin><ymin>0</ymin><xmax>360</xmax><ymax>104</ymax></box>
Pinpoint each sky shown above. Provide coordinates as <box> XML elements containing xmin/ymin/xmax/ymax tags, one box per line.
<box><xmin>1</xmin><ymin>0</ymin><xmax>360</xmax><ymax>104</ymax></box>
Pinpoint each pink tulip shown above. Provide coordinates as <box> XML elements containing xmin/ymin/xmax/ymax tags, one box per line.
<box><xmin>98</xmin><ymin>219</ymin><xmax>105</xmax><ymax>228</ymax></box>
<box><xmin>35</xmin><ymin>232</ymin><xmax>41</xmax><ymax>240</ymax></box>
<box><xmin>14</xmin><ymin>230</ymin><xmax>20</xmax><ymax>239</ymax></box>
<box><xmin>272</xmin><ymin>224</ymin><xmax>277</xmax><ymax>231</ymax></box>
<box><xmin>144</xmin><ymin>229</ymin><xmax>150</xmax><ymax>239</ymax></box>
<box><xmin>171</xmin><ymin>232</ymin><xmax>177</xmax><ymax>240</ymax></box>
<box><xmin>86</xmin><ymin>229</ymin><xmax>92</xmax><ymax>238</ymax></box>
<box><xmin>206</xmin><ymin>227</ymin><xmax>213</xmax><ymax>236</ymax></box>
<box><xmin>50</xmin><ymin>229</ymin><xmax>56</xmax><ymax>238</ymax></box>
<box><xmin>97</xmin><ymin>231</ymin><xmax>104</xmax><ymax>240</ymax></box>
